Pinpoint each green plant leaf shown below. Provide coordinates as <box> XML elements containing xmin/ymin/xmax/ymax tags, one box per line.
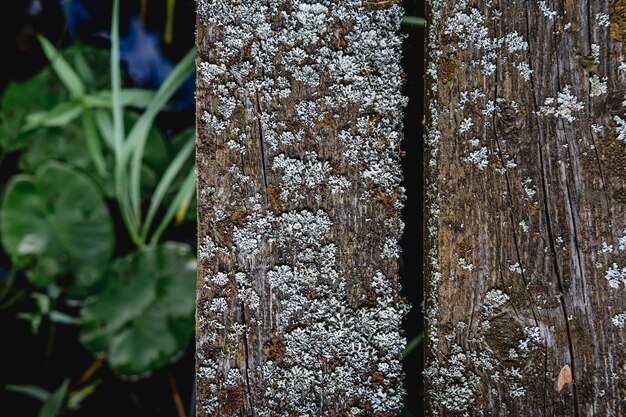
<box><xmin>49</xmin><ymin>310</ymin><xmax>79</xmax><ymax>325</ymax></box>
<box><xmin>82</xmin><ymin>89</ymin><xmax>156</xmax><ymax>109</ymax></box>
<box><xmin>80</xmin><ymin>242</ymin><xmax>196</xmax><ymax>375</ymax></box>
<box><xmin>0</xmin><ymin>68</ymin><xmax>66</xmax><ymax>152</ymax></box>
<box><xmin>1</xmin><ymin>162</ymin><xmax>114</xmax><ymax>291</ymax></box>
<box><xmin>81</xmin><ymin>109</ymin><xmax>108</xmax><ymax>176</ymax></box>
<box><xmin>141</xmin><ymin>135</ymin><xmax>194</xmax><ymax>240</ymax></box>
<box><xmin>67</xmin><ymin>381</ymin><xmax>100</xmax><ymax>410</ymax></box>
<box><xmin>23</xmin><ymin>100</ymin><xmax>84</xmax><ymax>131</ymax></box>
<box><xmin>5</xmin><ymin>384</ymin><xmax>50</xmax><ymax>402</ymax></box>
<box><xmin>38</xmin><ymin>36</ymin><xmax>85</xmax><ymax>98</ymax></box>
<box><xmin>401</xmin><ymin>333</ymin><xmax>424</xmax><ymax>358</ymax></box>
<box><xmin>38</xmin><ymin>379</ymin><xmax>69</xmax><ymax>417</ymax></box>
<box><xmin>150</xmin><ymin>166</ymin><xmax>195</xmax><ymax>244</ymax></box>
<box><xmin>125</xmin><ymin>47</ymin><xmax>195</xmax><ymax>222</ymax></box>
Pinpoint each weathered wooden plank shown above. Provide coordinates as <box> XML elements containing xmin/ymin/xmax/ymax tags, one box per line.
<box><xmin>195</xmin><ymin>1</ymin><xmax>409</xmax><ymax>415</ymax></box>
<box><xmin>425</xmin><ymin>0</ymin><xmax>626</xmax><ymax>415</ymax></box>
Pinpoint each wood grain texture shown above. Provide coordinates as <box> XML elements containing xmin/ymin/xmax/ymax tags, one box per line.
<box><xmin>424</xmin><ymin>0</ymin><xmax>626</xmax><ymax>416</ymax></box>
<box><xmin>195</xmin><ymin>1</ymin><xmax>409</xmax><ymax>415</ymax></box>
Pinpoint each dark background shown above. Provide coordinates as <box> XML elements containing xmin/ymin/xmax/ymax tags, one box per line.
<box><xmin>0</xmin><ymin>1</ymin><xmax>425</xmax><ymax>415</ymax></box>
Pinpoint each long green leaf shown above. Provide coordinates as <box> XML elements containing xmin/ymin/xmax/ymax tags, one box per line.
<box><xmin>401</xmin><ymin>333</ymin><xmax>424</xmax><ymax>358</ymax></box>
<box><xmin>38</xmin><ymin>379</ymin><xmax>69</xmax><ymax>417</ymax></box>
<box><xmin>110</xmin><ymin>0</ymin><xmax>124</xmax><ymax>158</ymax></box>
<box><xmin>83</xmin><ymin>89</ymin><xmax>156</xmax><ymax>109</ymax></box>
<box><xmin>5</xmin><ymin>384</ymin><xmax>50</xmax><ymax>402</ymax></box>
<box><xmin>125</xmin><ymin>48</ymin><xmax>195</xmax><ymax>223</ymax></box>
<box><xmin>37</xmin><ymin>36</ymin><xmax>85</xmax><ymax>98</ymax></box>
<box><xmin>140</xmin><ymin>135</ymin><xmax>194</xmax><ymax>241</ymax></box>
<box><xmin>81</xmin><ymin>110</ymin><xmax>108</xmax><ymax>176</ymax></box>
<box><xmin>22</xmin><ymin>101</ymin><xmax>83</xmax><ymax>131</ymax></box>
<box><xmin>150</xmin><ymin>166</ymin><xmax>195</xmax><ymax>244</ymax></box>
<box><xmin>110</xmin><ymin>0</ymin><xmax>140</xmax><ymax>245</ymax></box>
<box><xmin>94</xmin><ymin>110</ymin><xmax>114</xmax><ymax>149</ymax></box>
<box><xmin>401</xmin><ymin>15</ymin><xmax>426</xmax><ymax>28</ymax></box>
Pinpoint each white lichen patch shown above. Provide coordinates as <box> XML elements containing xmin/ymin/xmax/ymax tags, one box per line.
<box><xmin>464</xmin><ymin>146</ymin><xmax>489</xmax><ymax>170</ymax></box>
<box><xmin>596</xmin><ymin>13</ymin><xmax>611</xmax><ymax>28</ymax></box>
<box><xmin>606</xmin><ymin>263</ymin><xmax>626</xmax><ymax>289</ymax></box>
<box><xmin>590</xmin><ymin>75</ymin><xmax>608</xmax><ymax>97</ymax></box>
<box><xmin>539</xmin><ymin>85</ymin><xmax>584</xmax><ymax>122</ymax></box>
<box><xmin>196</xmin><ymin>0</ymin><xmax>408</xmax><ymax>414</ymax></box>
<box><xmin>538</xmin><ymin>1</ymin><xmax>557</xmax><ymax>19</ymax></box>
<box><xmin>443</xmin><ymin>1</ymin><xmax>530</xmax><ymax>77</ymax></box>
<box><xmin>483</xmin><ymin>289</ymin><xmax>510</xmax><ymax>315</ymax></box>
<box><xmin>612</xmin><ymin>313</ymin><xmax>626</xmax><ymax>328</ymax></box>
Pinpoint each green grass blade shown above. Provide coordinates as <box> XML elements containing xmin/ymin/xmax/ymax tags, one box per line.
<box><xmin>38</xmin><ymin>379</ymin><xmax>69</xmax><ymax>417</ymax></box>
<box><xmin>22</xmin><ymin>101</ymin><xmax>83</xmax><ymax>131</ymax></box>
<box><xmin>110</xmin><ymin>0</ymin><xmax>124</xmax><ymax>158</ymax></box>
<box><xmin>401</xmin><ymin>333</ymin><xmax>424</xmax><ymax>358</ymax></box>
<box><xmin>5</xmin><ymin>384</ymin><xmax>50</xmax><ymax>402</ymax></box>
<box><xmin>150</xmin><ymin>166</ymin><xmax>195</xmax><ymax>245</ymax></box>
<box><xmin>83</xmin><ymin>89</ymin><xmax>156</xmax><ymax>109</ymax></box>
<box><xmin>110</xmin><ymin>0</ymin><xmax>140</xmax><ymax>244</ymax></box>
<box><xmin>94</xmin><ymin>110</ymin><xmax>115</xmax><ymax>150</ymax></box>
<box><xmin>140</xmin><ymin>135</ymin><xmax>194</xmax><ymax>241</ymax></box>
<box><xmin>81</xmin><ymin>109</ymin><xmax>108</xmax><ymax>176</ymax></box>
<box><xmin>165</xmin><ymin>0</ymin><xmax>176</xmax><ymax>44</ymax></box>
<box><xmin>402</xmin><ymin>16</ymin><xmax>426</xmax><ymax>28</ymax></box>
<box><xmin>174</xmin><ymin>176</ymin><xmax>195</xmax><ymax>224</ymax></box>
<box><xmin>124</xmin><ymin>47</ymin><xmax>195</xmax><ymax>222</ymax></box>
<box><xmin>37</xmin><ymin>36</ymin><xmax>85</xmax><ymax>98</ymax></box>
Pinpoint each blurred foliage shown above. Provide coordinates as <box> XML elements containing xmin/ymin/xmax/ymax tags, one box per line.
<box><xmin>1</xmin><ymin>0</ymin><xmax>196</xmax><ymax>413</ymax></box>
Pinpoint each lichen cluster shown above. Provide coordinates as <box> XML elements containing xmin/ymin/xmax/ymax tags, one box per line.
<box><xmin>195</xmin><ymin>0</ymin><xmax>408</xmax><ymax>415</ymax></box>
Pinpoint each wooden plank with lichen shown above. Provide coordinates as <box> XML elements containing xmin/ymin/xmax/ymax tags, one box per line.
<box><xmin>195</xmin><ymin>1</ymin><xmax>409</xmax><ymax>415</ymax></box>
<box><xmin>424</xmin><ymin>0</ymin><xmax>626</xmax><ymax>415</ymax></box>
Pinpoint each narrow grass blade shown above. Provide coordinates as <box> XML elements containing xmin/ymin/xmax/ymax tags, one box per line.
<box><xmin>5</xmin><ymin>384</ymin><xmax>50</xmax><ymax>402</ymax></box>
<box><xmin>401</xmin><ymin>16</ymin><xmax>426</xmax><ymax>28</ymax></box>
<box><xmin>150</xmin><ymin>166</ymin><xmax>195</xmax><ymax>245</ymax></box>
<box><xmin>38</xmin><ymin>379</ymin><xmax>69</xmax><ymax>417</ymax></box>
<box><xmin>94</xmin><ymin>110</ymin><xmax>114</xmax><ymax>150</ymax></box>
<box><xmin>125</xmin><ymin>47</ymin><xmax>195</xmax><ymax>222</ymax></box>
<box><xmin>37</xmin><ymin>36</ymin><xmax>85</xmax><ymax>98</ymax></box>
<box><xmin>83</xmin><ymin>89</ymin><xmax>156</xmax><ymax>109</ymax></box>
<box><xmin>82</xmin><ymin>109</ymin><xmax>108</xmax><ymax>176</ymax></box>
<box><xmin>401</xmin><ymin>333</ymin><xmax>424</xmax><ymax>358</ymax></box>
<box><xmin>165</xmin><ymin>0</ymin><xmax>176</xmax><ymax>44</ymax></box>
<box><xmin>140</xmin><ymin>135</ymin><xmax>194</xmax><ymax>241</ymax></box>
<box><xmin>22</xmin><ymin>101</ymin><xmax>83</xmax><ymax>131</ymax></box>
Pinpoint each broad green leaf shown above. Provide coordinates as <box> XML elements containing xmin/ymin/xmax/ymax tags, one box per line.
<box><xmin>5</xmin><ymin>384</ymin><xmax>50</xmax><ymax>402</ymax></box>
<box><xmin>80</xmin><ymin>242</ymin><xmax>196</xmax><ymax>375</ymax></box>
<box><xmin>1</xmin><ymin>162</ymin><xmax>114</xmax><ymax>292</ymax></box>
<box><xmin>19</xmin><ymin>122</ymin><xmax>97</xmax><ymax>177</ymax></box>
<box><xmin>38</xmin><ymin>379</ymin><xmax>69</xmax><ymax>417</ymax></box>
<box><xmin>0</xmin><ymin>68</ymin><xmax>66</xmax><ymax>152</ymax></box>
<box><xmin>38</xmin><ymin>36</ymin><xmax>85</xmax><ymax>98</ymax></box>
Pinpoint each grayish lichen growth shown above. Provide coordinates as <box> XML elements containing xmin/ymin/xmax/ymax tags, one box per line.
<box><xmin>196</xmin><ymin>0</ymin><xmax>408</xmax><ymax>415</ymax></box>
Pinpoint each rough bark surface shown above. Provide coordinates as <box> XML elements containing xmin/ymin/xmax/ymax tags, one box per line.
<box><xmin>425</xmin><ymin>0</ymin><xmax>626</xmax><ymax>416</ymax></box>
<box><xmin>195</xmin><ymin>1</ymin><xmax>409</xmax><ymax>416</ymax></box>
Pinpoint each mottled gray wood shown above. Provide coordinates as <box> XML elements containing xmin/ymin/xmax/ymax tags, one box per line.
<box><xmin>425</xmin><ymin>0</ymin><xmax>626</xmax><ymax>416</ymax></box>
<box><xmin>195</xmin><ymin>1</ymin><xmax>409</xmax><ymax>415</ymax></box>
